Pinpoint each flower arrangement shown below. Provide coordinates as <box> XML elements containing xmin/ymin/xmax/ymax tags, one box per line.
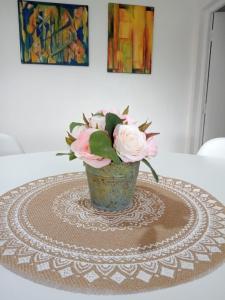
<box><xmin>57</xmin><ymin>106</ymin><xmax>159</xmax><ymax>182</ymax></box>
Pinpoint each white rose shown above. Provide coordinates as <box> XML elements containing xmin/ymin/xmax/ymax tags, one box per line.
<box><xmin>89</xmin><ymin>115</ymin><xmax>106</xmax><ymax>130</ymax></box>
<box><xmin>113</xmin><ymin>124</ymin><xmax>147</xmax><ymax>162</ymax></box>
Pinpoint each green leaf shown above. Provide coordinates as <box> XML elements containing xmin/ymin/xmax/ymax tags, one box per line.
<box><xmin>89</xmin><ymin>131</ymin><xmax>121</xmax><ymax>164</ymax></box>
<box><xmin>142</xmin><ymin>159</ymin><xmax>159</xmax><ymax>182</ymax></box>
<box><xmin>56</xmin><ymin>152</ymin><xmax>77</xmax><ymax>161</ymax></box>
<box><xmin>69</xmin><ymin>122</ymin><xmax>84</xmax><ymax>133</ymax></box>
<box><xmin>105</xmin><ymin>113</ymin><xmax>123</xmax><ymax>140</ymax></box>
<box><xmin>146</xmin><ymin>132</ymin><xmax>160</xmax><ymax>139</ymax></box>
<box><xmin>139</xmin><ymin>121</ymin><xmax>152</xmax><ymax>132</ymax></box>
<box><xmin>65</xmin><ymin>137</ymin><xmax>73</xmax><ymax>146</ymax></box>
<box><xmin>122</xmin><ymin>105</ymin><xmax>129</xmax><ymax>115</ymax></box>
<box><xmin>69</xmin><ymin>152</ymin><xmax>77</xmax><ymax>160</ymax></box>
<box><xmin>83</xmin><ymin>113</ymin><xmax>89</xmax><ymax>125</ymax></box>
<box><xmin>65</xmin><ymin>131</ymin><xmax>75</xmax><ymax>146</ymax></box>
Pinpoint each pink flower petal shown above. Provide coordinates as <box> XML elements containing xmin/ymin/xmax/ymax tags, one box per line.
<box><xmin>71</xmin><ymin>127</ymin><xmax>111</xmax><ymax>168</ymax></box>
<box><xmin>146</xmin><ymin>138</ymin><xmax>158</xmax><ymax>157</ymax></box>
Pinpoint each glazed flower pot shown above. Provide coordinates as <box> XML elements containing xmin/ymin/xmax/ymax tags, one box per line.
<box><xmin>85</xmin><ymin>161</ymin><xmax>140</xmax><ymax>212</ymax></box>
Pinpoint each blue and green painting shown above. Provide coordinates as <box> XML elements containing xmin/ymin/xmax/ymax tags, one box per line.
<box><xmin>18</xmin><ymin>0</ymin><xmax>89</xmax><ymax>66</ymax></box>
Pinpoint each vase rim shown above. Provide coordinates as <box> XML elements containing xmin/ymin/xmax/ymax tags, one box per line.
<box><xmin>84</xmin><ymin>160</ymin><xmax>140</xmax><ymax>169</ymax></box>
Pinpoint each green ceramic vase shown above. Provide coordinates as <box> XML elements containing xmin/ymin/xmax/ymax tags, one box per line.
<box><xmin>85</xmin><ymin>161</ymin><xmax>140</xmax><ymax>212</ymax></box>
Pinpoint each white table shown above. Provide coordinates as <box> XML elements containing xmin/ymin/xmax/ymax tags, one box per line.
<box><xmin>0</xmin><ymin>151</ymin><xmax>225</xmax><ymax>300</ymax></box>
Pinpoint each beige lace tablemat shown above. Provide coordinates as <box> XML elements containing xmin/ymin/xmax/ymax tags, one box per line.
<box><xmin>0</xmin><ymin>172</ymin><xmax>225</xmax><ymax>294</ymax></box>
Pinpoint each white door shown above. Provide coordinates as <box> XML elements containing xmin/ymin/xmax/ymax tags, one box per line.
<box><xmin>202</xmin><ymin>12</ymin><xmax>225</xmax><ymax>143</ymax></box>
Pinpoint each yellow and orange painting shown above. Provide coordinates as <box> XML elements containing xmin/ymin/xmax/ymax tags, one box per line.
<box><xmin>108</xmin><ymin>3</ymin><xmax>154</xmax><ymax>74</ymax></box>
<box><xmin>18</xmin><ymin>0</ymin><xmax>88</xmax><ymax>66</ymax></box>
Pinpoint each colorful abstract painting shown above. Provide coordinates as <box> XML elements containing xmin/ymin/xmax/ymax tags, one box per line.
<box><xmin>18</xmin><ymin>0</ymin><xmax>88</xmax><ymax>66</ymax></box>
<box><xmin>108</xmin><ymin>3</ymin><xmax>154</xmax><ymax>74</ymax></box>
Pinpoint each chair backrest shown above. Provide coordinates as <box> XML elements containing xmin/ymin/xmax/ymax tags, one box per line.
<box><xmin>197</xmin><ymin>137</ymin><xmax>225</xmax><ymax>159</ymax></box>
<box><xmin>0</xmin><ymin>133</ymin><xmax>24</xmax><ymax>156</ymax></box>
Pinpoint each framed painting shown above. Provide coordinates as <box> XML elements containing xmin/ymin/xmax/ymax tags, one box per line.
<box><xmin>18</xmin><ymin>0</ymin><xmax>89</xmax><ymax>66</ymax></box>
<box><xmin>108</xmin><ymin>3</ymin><xmax>154</xmax><ymax>74</ymax></box>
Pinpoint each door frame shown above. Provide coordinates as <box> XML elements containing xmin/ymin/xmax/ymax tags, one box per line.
<box><xmin>187</xmin><ymin>0</ymin><xmax>225</xmax><ymax>153</ymax></box>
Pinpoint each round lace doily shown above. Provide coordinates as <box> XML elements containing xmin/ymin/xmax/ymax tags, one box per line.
<box><xmin>0</xmin><ymin>172</ymin><xmax>225</xmax><ymax>294</ymax></box>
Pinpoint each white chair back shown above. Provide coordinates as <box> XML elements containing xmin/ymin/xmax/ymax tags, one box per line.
<box><xmin>197</xmin><ymin>137</ymin><xmax>225</xmax><ymax>159</ymax></box>
<box><xmin>0</xmin><ymin>133</ymin><xmax>24</xmax><ymax>156</ymax></box>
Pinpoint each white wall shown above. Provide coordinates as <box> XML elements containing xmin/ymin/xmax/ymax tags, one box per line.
<box><xmin>0</xmin><ymin>0</ymin><xmax>207</xmax><ymax>153</ymax></box>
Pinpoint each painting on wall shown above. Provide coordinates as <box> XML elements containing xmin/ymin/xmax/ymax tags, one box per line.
<box><xmin>108</xmin><ymin>3</ymin><xmax>154</xmax><ymax>74</ymax></box>
<box><xmin>18</xmin><ymin>0</ymin><xmax>89</xmax><ymax>66</ymax></box>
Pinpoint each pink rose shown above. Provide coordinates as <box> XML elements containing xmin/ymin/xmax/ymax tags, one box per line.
<box><xmin>71</xmin><ymin>128</ymin><xmax>111</xmax><ymax>168</ymax></box>
<box><xmin>113</xmin><ymin>125</ymin><xmax>147</xmax><ymax>162</ymax></box>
